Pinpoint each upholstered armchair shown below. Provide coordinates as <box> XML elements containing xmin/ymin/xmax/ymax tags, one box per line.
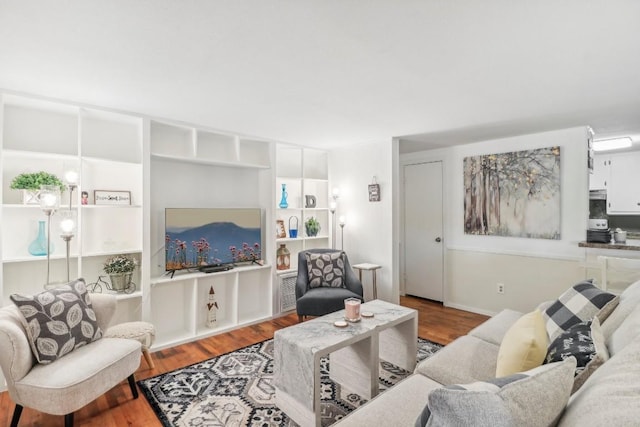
<box><xmin>296</xmin><ymin>249</ymin><xmax>364</xmax><ymax>321</ymax></box>
<box><xmin>0</xmin><ymin>292</ymin><xmax>142</xmax><ymax>427</ymax></box>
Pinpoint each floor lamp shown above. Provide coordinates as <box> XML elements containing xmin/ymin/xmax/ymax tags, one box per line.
<box><xmin>339</xmin><ymin>216</ymin><xmax>346</xmax><ymax>250</ymax></box>
<box><xmin>330</xmin><ymin>200</ymin><xmax>337</xmax><ymax>249</ymax></box>
<box><xmin>59</xmin><ymin>210</ymin><xmax>77</xmax><ymax>282</ymax></box>
<box><xmin>39</xmin><ymin>185</ymin><xmax>60</xmax><ymax>289</ymax></box>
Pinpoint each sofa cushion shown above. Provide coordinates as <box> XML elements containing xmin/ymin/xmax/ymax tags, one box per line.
<box><xmin>545</xmin><ymin>317</ymin><xmax>608</xmax><ymax>393</ymax></box>
<box><xmin>415</xmin><ymin>335</ymin><xmax>499</xmax><ymax>385</ymax></box>
<box><xmin>468</xmin><ymin>309</ymin><xmax>523</xmax><ymax>346</ymax></box>
<box><xmin>305</xmin><ymin>251</ymin><xmax>346</xmax><ymax>288</ymax></box>
<box><xmin>495</xmin><ymin>309</ymin><xmax>548</xmax><ymax>377</ymax></box>
<box><xmin>333</xmin><ymin>374</ymin><xmax>442</xmax><ymax>427</ymax></box>
<box><xmin>606</xmin><ymin>303</ymin><xmax>640</xmax><ymax>356</ymax></box>
<box><xmin>10</xmin><ymin>279</ymin><xmax>103</xmax><ymax>364</ymax></box>
<box><xmin>601</xmin><ymin>279</ymin><xmax>640</xmax><ymax>349</ymax></box>
<box><xmin>558</xmin><ymin>334</ymin><xmax>640</xmax><ymax>426</ymax></box>
<box><xmin>543</xmin><ymin>280</ymin><xmax>618</xmax><ymax>341</ymax></box>
<box><xmin>416</xmin><ymin>357</ymin><xmax>576</xmax><ymax>427</ymax></box>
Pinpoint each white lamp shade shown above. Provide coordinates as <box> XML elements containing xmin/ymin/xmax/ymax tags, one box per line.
<box><xmin>64</xmin><ymin>170</ymin><xmax>79</xmax><ymax>186</ymax></box>
<box><xmin>59</xmin><ymin>210</ymin><xmax>77</xmax><ymax>236</ymax></box>
<box><xmin>39</xmin><ymin>185</ymin><xmax>60</xmax><ymax>212</ymax></box>
<box><xmin>339</xmin><ymin>215</ymin><xmax>346</xmax><ymax>226</ymax></box>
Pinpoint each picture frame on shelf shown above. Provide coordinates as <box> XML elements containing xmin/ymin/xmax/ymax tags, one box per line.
<box><xmin>276</xmin><ymin>219</ymin><xmax>287</xmax><ymax>238</ymax></box>
<box><xmin>94</xmin><ymin>190</ymin><xmax>131</xmax><ymax>205</ymax></box>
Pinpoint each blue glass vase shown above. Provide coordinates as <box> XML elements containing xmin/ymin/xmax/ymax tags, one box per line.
<box><xmin>279</xmin><ymin>184</ymin><xmax>289</xmax><ymax>209</ymax></box>
<box><xmin>28</xmin><ymin>220</ymin><xmax>53</xmax><ymax>256</ymax></box>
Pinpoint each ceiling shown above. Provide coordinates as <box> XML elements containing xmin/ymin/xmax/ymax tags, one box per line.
<box><xmin>1</xmin><ymin>1</ymin><xmax>639</xmax><ymax>153</ymax></box>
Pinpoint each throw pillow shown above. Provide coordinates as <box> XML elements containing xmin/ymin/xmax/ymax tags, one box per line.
<box><xmin>10</xmin><ymin>279</ymin><xmax>103</xmax><ymax>364</ymax></box>
<box><xmin>545</xmin><ymin>317</ymin><xmax>609</xmax><ymax>393</ymax></box>
<box><xmin>415</xmin><ymin>357</ymin><xmax>577</xmax><ymax>427</ymax></box>
<box><xmin>495</xmin><ymin>309</ymin><xmax>548</xmax><ymax>377</ymax></box>
<box><xmin>305</xmin><ymin>251</ymin><xmax>346</xmax><ymax>288</ymax></box>
<box><xmin>543</xmin><ymin>280</ymin><xmax>618</xmax><ymax>341</ymax></box>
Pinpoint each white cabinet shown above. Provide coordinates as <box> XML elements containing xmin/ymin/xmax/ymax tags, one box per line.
<box><xmin>0</xmin><ymin>94</ymin><xmax>143</xmax><ymax>324</ymax></box>
<box><xmin>607</xmin><ymin>152</ymin><xmax>640</xmax><ymax>214</ymax></box>
<box><xmin>589</xmin><ymin>155</ymin><xmax>610</xmax><ymax>190</ymax></box>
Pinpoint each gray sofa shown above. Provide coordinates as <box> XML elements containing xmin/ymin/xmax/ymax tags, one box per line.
<box><xmin>335</xmin><ymin>280</ymin><xmax>640</xmax><ymax>426</ymax></box>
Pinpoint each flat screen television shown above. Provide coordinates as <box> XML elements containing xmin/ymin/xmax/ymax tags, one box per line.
<box><xmin>165</xmin><ymin>208</ymin><xmax>262</xmax><ymax>272</ymax></box>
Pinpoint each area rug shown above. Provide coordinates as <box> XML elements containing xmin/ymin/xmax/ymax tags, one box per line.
<box><xmin>138</xmin><ymin>337</ymin><xmax>442</xmax><ymax>427</ymax></box>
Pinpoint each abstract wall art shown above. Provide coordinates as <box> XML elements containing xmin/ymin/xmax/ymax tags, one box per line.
<box><xmin>463</xmin><ymin>146</ymin><xmax>561</xmax><ymax>239</ymax></box>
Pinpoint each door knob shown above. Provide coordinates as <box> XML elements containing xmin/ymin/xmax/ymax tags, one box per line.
<box><xmin>435</xmin><ymin>237</ymin><xmax>442</xmax><ymax>243</ymax></box>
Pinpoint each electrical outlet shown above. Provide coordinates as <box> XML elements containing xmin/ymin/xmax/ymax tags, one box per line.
<box><xmin>497</xmin><ymin>283</ymin><xmax>505</xmax><ymax>294</ymax></box>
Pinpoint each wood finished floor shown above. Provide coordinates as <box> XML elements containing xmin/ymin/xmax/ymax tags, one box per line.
<box><xmin>0</xmin><ymin>296</ymin><xmax>488</xmax><ymax>427</ymax></box>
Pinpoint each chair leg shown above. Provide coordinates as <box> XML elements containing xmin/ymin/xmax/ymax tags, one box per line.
<box><xmin>142</xmin><ymin>348</ymin><xmax>155</xmax><ymax>369</ymax></box>
<box><xmin>297</xmin><ymin>315</ymin><xmax>304</xmax><ymax>322</ymax></box>
<box><xmin>10</xmin><ymin>404</ymin><xmax>23</xmax><ymax>427</ymax></box>
<box><xmin>64</xmin><ymin>413</ymin><xmax>74</xmax><ymax>427</ymax></box>
<box><xmin>128</xmin><ymin>374</ymin><xmax>139</xmax><ymax>399</ymax></box>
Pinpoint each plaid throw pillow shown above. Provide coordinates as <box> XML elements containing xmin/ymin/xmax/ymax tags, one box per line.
<box><xmin>305</xmin><ymin>251</ymin><xmax>346</xmax><ymax>288</ymax></box>
<box><xmin>543</xmin><ymin>280</ymin><xmax>618</xmax><ymax>341</ymax></box>
<box><xmin>10</xmin><ymin>279</ymin><xmax>103</xmax><ymax>364</ymax></box>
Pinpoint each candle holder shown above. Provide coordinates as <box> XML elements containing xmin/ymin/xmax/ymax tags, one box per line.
<box><xmin>344</xmin><ymin>297</ymin><xmax>361</xmax><ymax>322</ymax></box>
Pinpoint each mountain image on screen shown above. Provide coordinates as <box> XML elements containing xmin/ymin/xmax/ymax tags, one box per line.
<box><xmin>165</xmin><ymin>221</ymin><xmax>261</xmax><ymax>271</ymax></box>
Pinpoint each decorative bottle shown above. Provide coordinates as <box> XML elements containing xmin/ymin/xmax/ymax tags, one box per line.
<box><xmin>279</xmin><ymin>184</ymin><xmax>289</xmax><ymax>209</ymax></box>
<box><xmin>276</xmin><ymin>244</ymin><xmax>290</xmax><ymax>270</ymax></box>
<box><xmin>28</xmin><ymin>220</ymin><xmax>53</xmax><ymax>256</ymax></box>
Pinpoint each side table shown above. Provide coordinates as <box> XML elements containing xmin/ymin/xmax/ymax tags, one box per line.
<box><xmin>352</xmin><ymin>263</ymin><xmax>381</xmax><ymax>300</ymax></box>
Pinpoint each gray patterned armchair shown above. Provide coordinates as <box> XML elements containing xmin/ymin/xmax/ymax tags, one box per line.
<box><xmin>295</xmin><ymin>249</ymin><xmax>364</xmax><ymax>321</ymax></box>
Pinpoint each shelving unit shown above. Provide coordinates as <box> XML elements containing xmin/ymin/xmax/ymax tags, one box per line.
<box><xmin>0</xmin><ymin>94</ymin><xmax>144</xmax><ymax>325</ymax></box>
<box><xmin>0</xmin><ymin>91</ymin><xmax>323</xmax><ymax>372</ymax></box>
<box><xmin>274</xmin><ymin>144</ymin><xmax>331</xmax><ymax>308</ymax></box>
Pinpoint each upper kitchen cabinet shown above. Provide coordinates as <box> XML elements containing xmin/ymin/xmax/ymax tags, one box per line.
<box><xmin>607</xmin><ymin>151</ymin><xmax>640</xmax><ymax>214</ymax></box>
<box><xmin>589</xmin><ymin>155</ymin><xmax>610</xmax><ymax>191</ymax></box>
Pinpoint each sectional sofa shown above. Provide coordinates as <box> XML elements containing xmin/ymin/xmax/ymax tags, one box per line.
<box><xmin>335</xmin><ymin>279</ymin><xmax>640</xmax><ymax>426</ymax></box>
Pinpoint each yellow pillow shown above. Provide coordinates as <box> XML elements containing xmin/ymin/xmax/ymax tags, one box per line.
<box><xmin>496</xmin><ymin>309</ymin><xmax>549</xmax><ymax>377</ymax></box>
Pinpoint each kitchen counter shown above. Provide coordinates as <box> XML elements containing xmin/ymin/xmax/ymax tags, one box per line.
<box><xmin>579</xmin><ymin>239</ymin><xmax>640</xmax><ymax>251</ymax></box>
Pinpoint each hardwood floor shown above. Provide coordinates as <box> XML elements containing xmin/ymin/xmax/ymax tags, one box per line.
<box><xmin>0</xmin><ymin>296</ymin><xmax>488</xmax><ymax>427</ymax></box>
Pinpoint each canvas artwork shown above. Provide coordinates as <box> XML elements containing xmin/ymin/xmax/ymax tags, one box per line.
<box><xmin>463</xmin><ymin>146</ymin><xmax>561</xmax><ymax>239</ymax></box>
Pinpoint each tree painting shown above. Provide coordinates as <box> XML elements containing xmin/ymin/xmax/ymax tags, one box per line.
<box><xmin>464</xmin><ymin>146</ymin><xmax>561</xmax><ymax>239</ymax></box>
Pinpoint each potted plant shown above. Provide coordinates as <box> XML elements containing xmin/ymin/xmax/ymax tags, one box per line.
<box><xmin>10</xmin><ymin>171</ymin><xmax>65</xmax><ymax>204</ymax></box>
<box><xmin>305</xmin><ymin>217</ymin><xmax>321</xmax><ymax>237</ymax></box>
<box><xmin>103</xmin><ymin>254</ymin><xmax>137</xmax><ymax>292</ymax></box>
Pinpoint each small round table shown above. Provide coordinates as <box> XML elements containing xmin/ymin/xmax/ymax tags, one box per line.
<box><xmin>352</xmin><ymin>263</ymin><xmax>381</xmax><ymax>300</ymax></box>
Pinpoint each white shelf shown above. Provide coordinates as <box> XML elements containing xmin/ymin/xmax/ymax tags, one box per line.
<box><xmin>150</xmin><ymin>264</ymin><xmax>271</xmax><ymax>285</ymax></box>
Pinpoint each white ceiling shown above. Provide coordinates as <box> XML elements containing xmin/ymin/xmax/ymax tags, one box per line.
<box><xmin>1</xmin><ymin>1</ymin><xmax>640</xmax><ymax>153</ymax></box>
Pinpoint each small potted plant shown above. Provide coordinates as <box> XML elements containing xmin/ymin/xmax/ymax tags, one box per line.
<box><xmin>10</xmin><ymin>171</ymin><xmax>65</xmax><ymax>204</ymax></box>
<box><xmin>305</xmin><ymin>217</ymin><xmax>321</xmax><ymax>237</ymax></box>
<box><xmin>103</xmin><ymin>254</ymin><xmax>137</xmax><ymax>292</ymax></box>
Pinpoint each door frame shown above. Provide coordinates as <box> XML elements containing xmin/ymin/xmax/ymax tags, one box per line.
<box><xmin>399</xmin><ymin>150</ymin><xmax>449</xmax><ymax>303</ymax></box>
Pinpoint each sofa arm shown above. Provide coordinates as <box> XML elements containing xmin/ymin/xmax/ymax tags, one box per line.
<box><xmin>89</xmin><ymin>293</ymin><xmax>117</xmax><ymax>331</ymax></box>
<box><xmin>0</xmin><ymin>305</ymin><xmax>36</xmax><ymax>387</ymax></box>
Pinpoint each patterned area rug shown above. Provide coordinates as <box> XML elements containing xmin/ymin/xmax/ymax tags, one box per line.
<box><xmin>138</xmin><ymin>337</ymin><xmax>442</xmax><ymax>427</ymax></box>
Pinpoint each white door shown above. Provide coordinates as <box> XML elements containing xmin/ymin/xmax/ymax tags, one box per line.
<box><xmin>403</xmin><ymin>161</ymin><xmax>444</xmax><ymax>301</ymax></box>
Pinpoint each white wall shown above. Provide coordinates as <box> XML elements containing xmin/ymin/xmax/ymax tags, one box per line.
<box><xmin>330</xmin><ymin>141</ymin><xmax>397</xmax><ymax>302</ymax></box>
<box><xmin>399</xmin><ymin>127</ymin><xmax>592</xmax><ymax>315</ymax></box>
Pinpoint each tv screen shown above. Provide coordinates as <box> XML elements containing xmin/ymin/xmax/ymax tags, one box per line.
<box><xmin>165</xmin><ymin>208</ymin><xmax>262</xmax><ymax>271</ymax></box>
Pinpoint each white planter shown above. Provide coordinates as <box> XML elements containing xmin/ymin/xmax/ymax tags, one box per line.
<box><xmin>22</xmin><ymin>190</ymin><xmax>40</xmax><ymax>205</ymax></box>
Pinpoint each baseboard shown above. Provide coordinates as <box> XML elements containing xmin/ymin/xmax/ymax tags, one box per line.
<box><xmin>443</xmin><ymin>302</ymin><xmax>497</xmax><ymax>317</ymax></box>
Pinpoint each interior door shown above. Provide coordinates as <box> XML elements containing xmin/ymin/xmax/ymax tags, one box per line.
<box><xmin>403</xmin><ymin>161</ymin><xmax>444</xmax><ymax>301</ymax></box>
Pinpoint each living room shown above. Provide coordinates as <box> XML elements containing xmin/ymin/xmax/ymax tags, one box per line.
<box><xmin>1</xmin><ymin>1</ymin><xmax>640</xmax><ymax>426</ymax></box>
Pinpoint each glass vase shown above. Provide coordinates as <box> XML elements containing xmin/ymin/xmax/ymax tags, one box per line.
<box><xmin>28</xmin><ymin>220</ymin><xmax>53</xmax><ymax>256</ymax></box>
<box><xmin>279</xmin><ymin>184</ymin><xmax>289</xmax><ymax>208</ymax></box>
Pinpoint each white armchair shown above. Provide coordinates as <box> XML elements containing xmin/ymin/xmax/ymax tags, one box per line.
<box><xmin>0</xmin><ymin>293</ymin><xmax>142</xmax><ymax>427</ymax></box>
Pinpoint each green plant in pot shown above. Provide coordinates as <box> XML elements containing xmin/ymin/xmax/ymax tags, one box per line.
<box><xmin>103</xmin><ymin>254</ymin><xmax>137</xmax><ymax>292</ymax></box>
<box><xmin>10</xmin><ymin>171</ymin><xmax>66</xmax><ymax>204</ymax></box>
<box><xmin>305</xmin><ymin>217</ymin><xmax>321</xmax><ymax>237</ymax></box>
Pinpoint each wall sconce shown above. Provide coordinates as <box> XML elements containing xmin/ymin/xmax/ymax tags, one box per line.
<box><xmin>339</xmin><ymin>215</ymin><xmax>346</xmax><ymax>251</ymax></box>
<box><xmin>39</xmin><ymin>185</ymin><xmax>60</xmax><ymax>289</ymax></box>
<box><xmin>59</xmin><ymin>210</ymin><xmax>77</xmax><ymax>282</ymax></box>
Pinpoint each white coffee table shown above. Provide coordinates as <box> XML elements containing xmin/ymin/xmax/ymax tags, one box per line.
<box><xmin>274</xmin><ymin>299</ymin><xmax>417</xmax><ymax>427</ymax></box>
